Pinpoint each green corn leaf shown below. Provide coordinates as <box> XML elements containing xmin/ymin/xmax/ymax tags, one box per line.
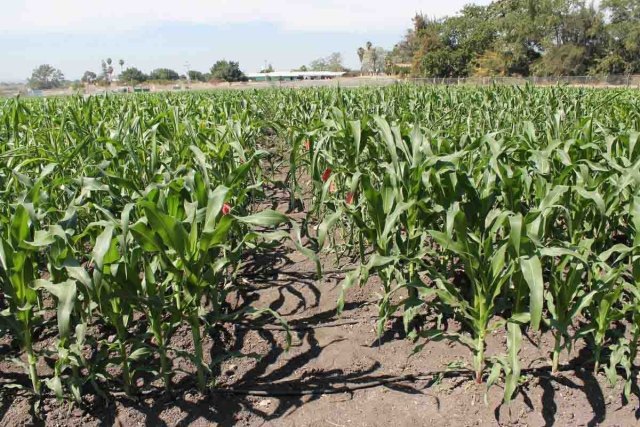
<box><xmin>504</xmin><ymin>321</ymin><xmax>522</xmax><ymax>403</ymax></box>
<box><xmin>10</xmin><ymin>204</ymin><xmax>30</xmax><ymax>248</ymax></box>
<box><xmin>22</xmin><ymin>229</ymin><xmax>57</xmax><ymax>248</ymax></box>
<box><xmin>373</xmin><ymin>115</ymin><xmax>399</xmax><ymax>170</ymax></box>
<box><xmin>381</xmin><ymin>201</ymin><xmax>414</xmax><ymax>243</ymax></box>
<box><xmin>540</xmin><ymin>247</ymin><xmax>589</xmax><ymax>265</ymax></box>
<box><xmin>574</xmin><ymin>187</ymin><xmax>606</xmax><ymax>215</ymax></box>
<box><xmin>490</xmin><ymin>243</ymin><xmax>508</xmax><ymax>283</ymax></box>
<box><xmin>235</xmin><ymin>209</ymin><xmax>289</xmax><ymax>227</ymax></box>
<box><xmin>34</xmin><ymin>279</ymin><xmax>77</xmax><ymax>340</ymax></box>
<box><xmin>93</xmin><ymin>225</ymin><xmax>114</xmax><ymax>272</ymax></box>
<box><xmin>428</xmin><ymin>230</ymin><xmax>466</xmax><ymax>257</ymax></box>
<box><xmin>201</xmin><ymin>215</ymin><xmax>235</xmax><ymax>250</ymax></box>
<box><xmin>337</xmin><ymin>269</ymin><xmax>361</xmax><ymax>315</ymax></box>
<box><xmin>509</xmin><ymin>213</ymin><xmax>523</xmax><ymax>255</ymax></box>
<box><xmin>520</xmin><ymin>255</ymin><xmax>543</xmax><ymax>330</ymax></box>
<box><xmin>63</xmin><ymin>258</ymin><xmax>92</xmax><ymax>291</ymax></box>
<box><xmin>130</xmin><ymin>221</ymin><xmax>164</xmax><ymax>252</ymax></box>
<box><xmin>203</xmin><ymin>186</ymin><xmax>229</xmax><ymax>233</ymax></box>
<box><xmin>318</xmin><ymin>209</ymin><xmax>343</xmax><ymax>249</ymax></box>
<box><xmin>128</xmin><ymin>347</ymin><xmax>153</xmax><ymax>362</ymax></box>
<box><xmin>538</xmin><ymin>185</ymin><xmax>569</xmax><ymax>213</ymax></box>
<box><xmin>45</xmin><ymin>377</ymin><xmax>64</xmax><ymax>400</ymax></box>
<box><xmin>486</xmin><ymin>362</ymin><xmax>502</xmax><ymax>394</ymax></box>
<box><xmin>140</xmin><ymin>201</ymin><xmax>190</xmax><ymax>258</ymax></box>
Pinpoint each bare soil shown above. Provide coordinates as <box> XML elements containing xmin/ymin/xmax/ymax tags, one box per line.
<box><xmin>2</xmin><ymin>174</ymin><xmax>640</xmax><ymax>426</ymax></box>
<box><xmin>3</xmin><ymin>244</ymin><xmax>640</xmax><ymax>426</ymax></box>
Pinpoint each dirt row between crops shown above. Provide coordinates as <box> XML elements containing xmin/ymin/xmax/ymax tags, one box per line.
<box><xmin>3</xmin><ymin>242</ymin><xmax>639</xmax><ymax>426</ymax></box>
<box><xmin>2</xmin><ymin>168</ymin><xmax>640</xmax><ymax>427</ymax></box>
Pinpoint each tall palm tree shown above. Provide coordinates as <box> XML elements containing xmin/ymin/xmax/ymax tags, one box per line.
<box><xmin>371</xmin><ymin>49</ymin><xmax>379</xmax><ymax>75</ymax></box>
<box><xmin>106</xmin><ymin>58</ymin><xmax>114</xmax><ymax>83</ymax></box>
<box><xmin>357</xmin><ymin>47</ymin><xmax>365</xmax><ymax>76</ymax></box>
<box><xmin>365</xmin><ymin>42</ymin><xmax>373</xmax><ymax>75</ymax></box>
<box><xmin>119</xmin><ymin>59</ymin><xmax>124</xmax><ymax>73</ymax></box>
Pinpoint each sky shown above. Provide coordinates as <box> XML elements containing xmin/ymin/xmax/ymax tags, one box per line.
<box><xmin>0</xmin><ymin>0</ymin><xmax>493</xmax><ymax>82</ymax></box>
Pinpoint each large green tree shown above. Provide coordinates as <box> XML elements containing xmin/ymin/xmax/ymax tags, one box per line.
<box><xmin>81</xmin><ymin>71</ymin><xmax>97</xmax><ymax>84</ymax></box>
<box><xmin>326</xmin><ymin>53</ymin><xmax>347</xmax><ymax>72</ymax></box>
<box><xmin>531</xmin><ymin>1</ymin><xmax>606</xmax><ymax>76</ymax></box>
<box><xmin>119</xmin><ymin>67</ymin><xmax>148</xmax><ymax>84</ymax></box>
<box><xmin>597</xmin><ymin>0</ymin><xmax>640</xmax><ymax>73</ymax></box>
<box><xmin>309</xmin><ymin>53</ymin><xmax>347</xmax><ymax>72</ymax></box>
<box><xmin>210</xmin><ymin>61</ymin><xmax>246</xmax><ymax>82</ymax></box>
<box><xmin>188</xmin><ymin>70</ymin><xmax>207</xmax><ymax>82</ymax></box>
<box><xmin>411</xmin><ymin>5</ymin><xmax>496</xmax><ymax>77</ymax></box>
<box><xmin>29</xmin><ymin>64</ymin><xmax>65</xmax><ymax>90</ymax></box>
<box><xmin>149</xmin><ymin>68</ymin><xmax>180</xmax><ymax>81</ymax></box>
<box><xmin>367</xmin><ymin>47</ymin><xmax>388</xmax><ymax>74</ymax></box>
<box><xmin>401</xmin><ymin>0</ymin><xmax>631</xmax><ymax>78</ymax></box>
<box><xmin>309</xmin><ymin>58</ymin><xmax>327</xmax><ymax>71</ymax></box>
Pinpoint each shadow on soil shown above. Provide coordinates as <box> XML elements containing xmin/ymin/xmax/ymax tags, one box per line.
<box><xmin>3</xmin><ymin>249</ymin><xmax>638</xmax><ymax>427</ymax></box>
<box><xmin>32</xmin><ymin>317</ymin><xmax>424</xmax><ymax>427</ymax></box>
<box><xmin>492</xmin><ymin>345</ymin><xmax>640</xmax><ymax>427</ymax></box>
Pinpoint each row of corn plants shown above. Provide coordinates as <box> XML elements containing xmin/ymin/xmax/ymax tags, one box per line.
<box><xmin>0</xmin><ymin>92</ymin><xmax>317</xmax><ymax>402</ymax></box>
<box><xmin>290</xmin><ymin>84</ymin><xmax>640</xmax><ymax>403</ymax></box>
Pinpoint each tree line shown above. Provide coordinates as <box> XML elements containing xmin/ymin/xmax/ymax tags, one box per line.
<box><xmin>28</xmin><ymin>53</ymin><xmax>353</xmax><ymax>90</ymax></box>
<box><xmin>29</xmin><ymin>59</ymin><xmax>249</xmax><ymax>90</ymax></box>
<box><xmin>387</xmin><ymin>0</ymin><xmax>640</xmax><ymax>78</ymax></box>
<box><xmin>90</xmin><ymin>60</ymin><xmax>247</xmax><ymax>85</ymax></box>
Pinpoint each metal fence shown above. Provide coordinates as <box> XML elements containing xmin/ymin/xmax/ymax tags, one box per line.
<box><xmin>407</xmin><ymin>74</ymin><xmax>640</xmax><ymax>87</ymax></box>
<box><xmin>268</xmin><ymin>74</ymin><xmax>640</xmax><ymax>89</ymax></box>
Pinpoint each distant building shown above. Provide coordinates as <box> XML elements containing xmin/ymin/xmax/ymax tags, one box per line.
<box><xmin>26</xmin><ymin>89</ymin><xmax>44</xmax><ymax>97</ymax></box>
<box><xmin>246</xmin><ymin>71</ymin><xmax>346</xmax><ymax>82</ymax></box>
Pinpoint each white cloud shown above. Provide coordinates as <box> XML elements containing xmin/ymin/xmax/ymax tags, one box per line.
<box><xmin>3</xmin><ymin>0</ymin><xmax>491</xmax><ymax>34</ymax></box>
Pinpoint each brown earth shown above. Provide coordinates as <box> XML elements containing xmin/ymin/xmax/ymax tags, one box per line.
<box><xmin>2</xmin><ymin>172</ymin><xmax>640</xmax><ymax>426</ymax></box>
<box><xmin>2</xmin><ymin>244</ymin><xmax>640</xmax><ymax>426</ymax></box>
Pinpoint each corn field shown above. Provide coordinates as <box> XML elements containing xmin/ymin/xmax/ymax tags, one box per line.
<box><xmin>1</xmin><ymin>84</ymin><xmax>640</xmax><ymax>410</ymax></box>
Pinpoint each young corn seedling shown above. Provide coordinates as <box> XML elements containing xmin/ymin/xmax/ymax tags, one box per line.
<box><xmin>598</xmin><ymin>199</ymin><xmax>640</xmax><ymax>396</ymax></box>
<box><xmin>32</xmin><ymin>279</ymin><xmax>80</xmax><ymax>401</ymax></box>
<box><xmin>587</xmin><ymin>261</ymin><xmax>626</xmax><ymax>375</ymax></box>
<box><xmin>538</xmin><ymin>246</ymin><xmax>593</xmax><ymax>375</ymax></box>
<box><xmin>89</xmin><ymin>224</ymin><xmax>141</xmax><ymax>397</ymax></box>
<box><xmin>427</xmin><ymin>204</ymin><xmax>515</xmax><ymax>384</ymax></box>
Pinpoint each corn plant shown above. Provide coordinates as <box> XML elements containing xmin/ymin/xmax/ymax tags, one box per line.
<box><xmin>0</xmin><ymin>204</ymin><xmax>42</xmax><ymax>395</ymax></box>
